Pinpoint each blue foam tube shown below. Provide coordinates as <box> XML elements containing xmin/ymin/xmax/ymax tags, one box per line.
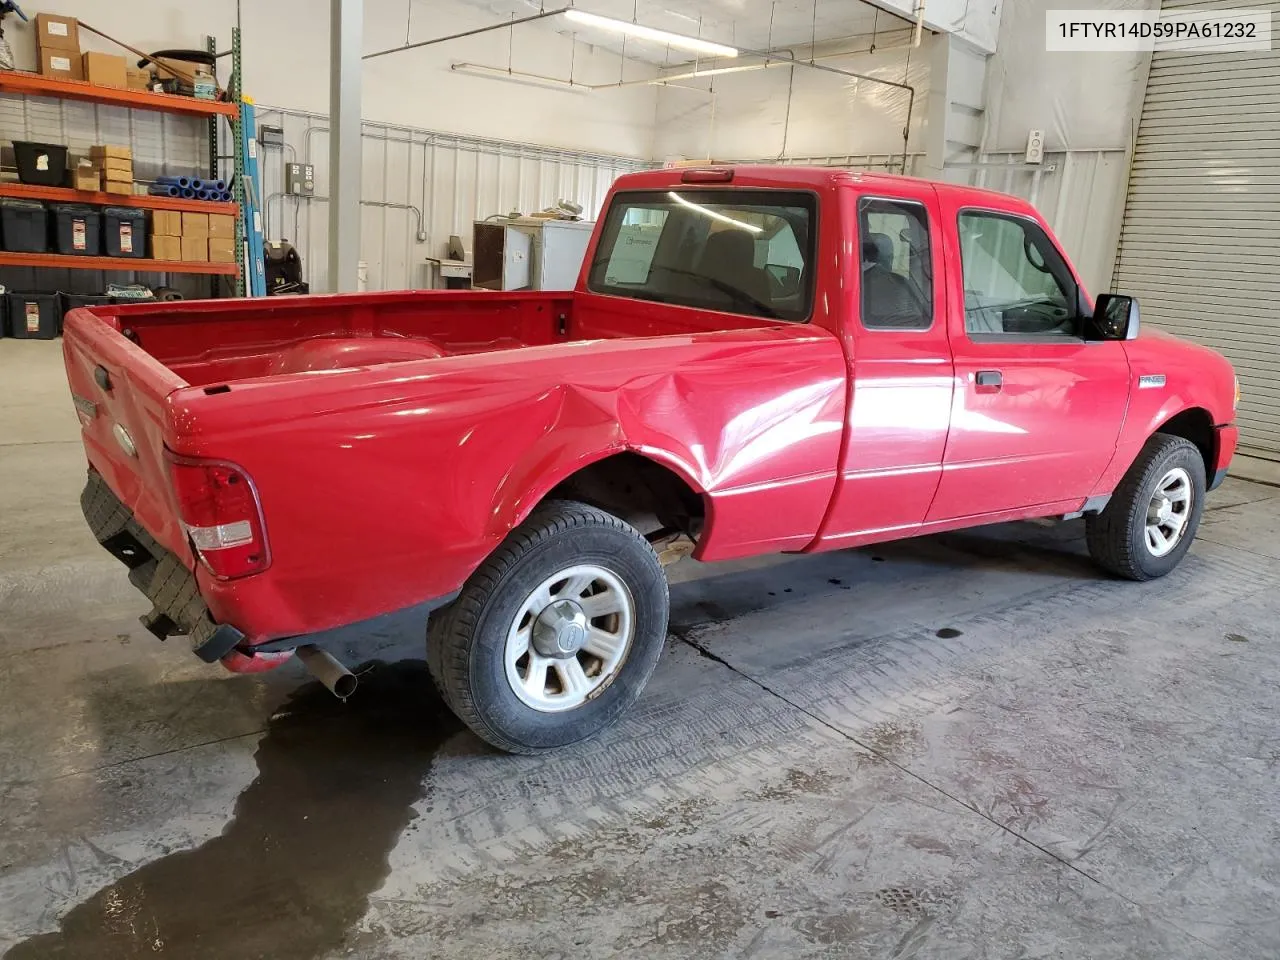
<box><xmin>197</xmin><ymin>189</ymin><xmax>215</xmax><ymax>200</ymax></box>
<box><xmin>148</xmin><ymin>184</ymin><xmax>181</xmax><ymax>197</ymax></box>
<box><xmin>181</xmin><ymin>188</ymin><xmax>196</xmax><ymax>199</ymax></box>
<box><xmin>220</xmin><ymin>191</ymin><xmax>232</xmax><ymax>202</ymax></box>
<box><xmin>155</xmin><ymin>176</ymin><xmax>192</xmax><ymax>189</ymax></box>
<box><xmin>190</xmin><ymin>179</ymin><xmax>205</xmax><ymax>191</ymax></box>
<box><xmin>211</xmin><ymin>179</ymin><xmax>227</xmax><ymax>192</ymax></box>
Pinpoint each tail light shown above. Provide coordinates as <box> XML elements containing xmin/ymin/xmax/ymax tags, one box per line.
<box><xmin>165</xmin><ymin>453</ymin><xmax>270</xmax><ymax>579</ymax></box>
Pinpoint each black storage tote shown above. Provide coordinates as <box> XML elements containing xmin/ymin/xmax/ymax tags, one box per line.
<box><xmin>51</xmin><ymin>204</ymin><xmax>102</xmax><ymax>256</ymax></box>
<box><xmin>103</xmin><ymin>207</ymin><xmax>147</xmax><ymax>258</ymax></box>
<box><xmin>0</xmin><ymin>198</ymin><xmax>49</xmax><ymax>253</ymax></box>
<box><xmin>6</xmin><ymin>292</ymin><xmax>60</xmax><ymax>339</ymax></box>
<box><xmin>13</xmin><ymin>141</ymin><xmax>68</xmax><ymax>187</ymax></box>
<box><xmin>59</xmin><ymin>293</ymin><xmax>115</xmax><ymax>334</ymax></box>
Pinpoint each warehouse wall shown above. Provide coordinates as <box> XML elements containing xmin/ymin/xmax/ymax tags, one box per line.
<box><xmin>651</xmin><ymin>31</ymin><xmax>930</xmax><ymax>166</ymax></box>
<box><xmin>984</xmin><ymin>0</ymin><xmax>1155</xmax><ymax>152</ymax></box>
<box><xmin>871</xmin><ymin>0</ymin><xmax>1005</xmax><ymax>52</ymax></box>
<box><xmin>9</xmin><ymin>0</ymin><xmax>659</xmax><ymax>157</ymax></box>
<box><xmin>977</xmin><ymin>0</ymin><xmax>1156</xmax><ymax>291</ymax></box>
<box><xmin>256</xmin><ymin>107</ymin><xmax>649</xmax><ymax>292</ymax></box>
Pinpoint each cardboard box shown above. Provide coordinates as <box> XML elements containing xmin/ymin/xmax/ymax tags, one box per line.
<box><xmin>151</xmin><ymin>235</ymin><xmax>181</xmax><ymax>261</ymax></box>
<box><xmin>83</xmin><ymin>52</ymin><xmax>127</xmax><ymax>88</ymax></box>
<box><xmin>152</xmin><ymin>210</ymin><xmax>183</xmax><ymax>237</ymax></box>
<box><xmin>90</xmin><ymin>145</ymin><xmax>132</xmax><ymax>161</ymax></box>
<box><xmin>180</xmin><ymin>235</ymin><xmax>208</xmax><ymax>262</ymax></box>
<box><xmin>97</xmin><ymin>157</ymin><xmax>133</xmax><ymax>176</ymax></box>
<box><xmin>150</xmin><ymin>55</ymin><xmax>200</xmax><ymax>87</ymax></box>
<box><xmin>36</xmin><ymin>14</ymin><xmax>80</xmax><ymax>52</ymax></box>
<box><xmin>126</xmin><ymin>67</ymin><xmax>152</xmax><ymax>91</ymax></box>
<box><xmin>208</xmin><ymin>237</ymin><xmax>236</xmax><ymax>264</ymax></box>
<box><xmin>39</xmin><ymin>48</ymin><xmax>84</xmax><ymax>81</ymax></box>
<box><xmin>100</xmin><ymin>167</ymin><xmax>133</xmax><ymax>185</ymax></box>
<box><xmin>208</xmin><ymin>214</ymin><xmax>235</xmax><ymax>240</ymax></box>
<box><xmin>181</xmin><ymin>212</ymin><xmax>209</xmax><ymax>237</ymax></box>
<box><xmin>103</xmin><ymin>180</ymin><xmax>134</xmax><ymax>196</ymax></box>
<box><xmin>73</xmin><ymin>161</ymin><xmax>100</xmax><ymax>192</ymax></box>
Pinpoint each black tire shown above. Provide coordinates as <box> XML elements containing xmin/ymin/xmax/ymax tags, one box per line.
<box><xmin>427</xmin><ymin>500</ymin><xmax>669</xmax><ymax>754</ymax></box>
<box><xmin>1086</xmin><ymin>434</ymin><xmax>1206</xmax><ymax>581</ymax></box>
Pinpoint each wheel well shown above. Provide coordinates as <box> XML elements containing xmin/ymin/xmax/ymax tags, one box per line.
<box><xmin>546</xmin><ymin>453</ymin><xmax>706</xmax><ymax>541</ymax></box>
<box><xmin>1156</xmin><ymin>408</ymin><xmax>1215</xmax><ymax>473</ymax></box>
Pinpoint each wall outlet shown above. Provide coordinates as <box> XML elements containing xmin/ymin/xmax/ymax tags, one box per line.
<box><xmin>286</xmin><ymin>163</ymin><xmax>315</xmax><ymax>196</ymax></box>
<box><xmin>1026</xmin><ymin>129</ymin><xmax>1046</xmax><ymax>164</ymax></box>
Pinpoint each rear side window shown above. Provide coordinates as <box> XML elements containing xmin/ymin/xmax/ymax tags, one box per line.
<box><xmin>858</xmin><ymin>198</ymin><xmax>933</xmax><ymax>330</ymax></box>
<box><xmin>587</xmin><ymin>190</ymin><xmax>817</xmax><ymax>322</ymax></box>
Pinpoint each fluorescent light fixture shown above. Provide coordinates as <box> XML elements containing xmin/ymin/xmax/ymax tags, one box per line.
<box><xmin>451</xmin><ymin>62</ymin><xmax>591</xmax><ymax>94</ymax></box>
<box><xmin>667</xmin><ymin>192</ymin><xmax>762</xmax><ymax>233</ymax></box>
<box><xmin>564</xmin><ymin>9</ymin><xmax>739</xmax><ymax>59</ymax></box>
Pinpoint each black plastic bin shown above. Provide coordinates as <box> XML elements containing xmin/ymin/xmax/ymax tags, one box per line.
<box><xmin>102</xmin><ymin>207</ymin><xmax>147</xmax><ymax>258</ymax></box>
<box><xmin>6</xmin><ymin>292</ymin><xmax>60</xmax><ymax>339</ymax></box>
<box><xmin>50</xmin><ymin>204</ymin><xmax>101</xmax><ymax>256</ymax></box>
<box><xmin>0</xmin><ymin>198</ymin><xmax>49</xmax><ymax>253</ymax></box>
<box><xmin>59</xmin><ymin>293</ymin><xmax>115</xmax><ymax>334</ymax></box>
<box><xmin>13</xmin><ymin>141</ymin><xmax>68</xmax><ymax>187</ymax></box>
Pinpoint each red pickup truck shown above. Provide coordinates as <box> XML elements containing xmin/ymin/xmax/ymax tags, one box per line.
<box><xmin>64</xmin><ymin>166</ymin><xmax>1238</xmax><ymax>754</ymax></box>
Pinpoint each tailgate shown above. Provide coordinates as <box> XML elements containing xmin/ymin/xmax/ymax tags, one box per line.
<box><xmin>62</xmin><ymin>309</ymin><xmax>193</xmax><ymax>563</ymax></box>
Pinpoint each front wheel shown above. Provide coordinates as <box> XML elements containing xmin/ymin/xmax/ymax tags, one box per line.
<box><xmin>427</xmin><ymin>500</ymin><xmax>669</xmax><ymax>754</ymax></box>
<box><xmin>1086</xmin><ymin>434</ymin><xmax>1206</xmax><ymax>581</ymax></box>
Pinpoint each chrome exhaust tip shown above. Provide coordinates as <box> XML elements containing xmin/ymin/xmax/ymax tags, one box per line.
<box><xmin>295</xmin><ymin>645</ymin><xmax>358</xmax><ymax>700</ymax></box>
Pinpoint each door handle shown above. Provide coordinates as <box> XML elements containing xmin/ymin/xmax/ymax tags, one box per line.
<box><xmin>975</xmin><ymin>370</ymin><xmax>1003</xmax><ymax>391</ymax></box>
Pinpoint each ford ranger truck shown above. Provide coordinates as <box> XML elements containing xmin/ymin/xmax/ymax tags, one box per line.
<box><xmin>63</xmin><ymin>166</ymin><xmax>1239</xmax><ymax>754</ymax></box>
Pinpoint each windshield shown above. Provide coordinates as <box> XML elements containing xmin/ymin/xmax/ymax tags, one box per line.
<box><xmin>586</xmin><ymin>190</ymin><xmax>817</xmax><ymax>322</ymax></box>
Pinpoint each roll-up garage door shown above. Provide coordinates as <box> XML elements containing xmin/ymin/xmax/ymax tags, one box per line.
<box><xmin>1114</xmin><ymin>0</ymin><xmax>1280</xmax><ymax>457</ymax></box>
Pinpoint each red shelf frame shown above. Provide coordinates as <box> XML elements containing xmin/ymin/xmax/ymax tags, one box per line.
<box><xmin>0</xmin><ymin>72</ymin><xmax>238</xmax><ymax>117</ymax></box>
<box><xmin>0</xmin><ymin>251</ymin><xmax>238</xmax><ymax>275</ymax></box>
<box><xmin>0</xmin><ymin>182</ymin><xmax>238</xmax><ymax>215</ymax></box>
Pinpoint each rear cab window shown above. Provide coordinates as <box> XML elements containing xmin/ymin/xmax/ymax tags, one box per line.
<box><xmin>587</xmin><ymin>190</ymin><xmax>818</xmax><ymax>322</ymax></box>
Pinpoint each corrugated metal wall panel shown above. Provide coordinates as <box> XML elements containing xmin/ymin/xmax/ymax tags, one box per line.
<box><xmin>255</xmin><ymin>106</ymin><xmax>649</xmax><ymax>293</ymax></box>
<box><xmin>967</xmin><ymin>150</ymin><xmax>1129</xmax><ymax>295</ymax></box>
<box><xmin>1115</xmin><ymin>0</ymin><xmax>1280</xmax><ymax>457</ymax></box>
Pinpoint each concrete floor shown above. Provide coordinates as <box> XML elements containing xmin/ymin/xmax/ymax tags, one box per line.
<box><xmin>2</xmin><ymin>336</ymin><xmax>1279</xmax><ymax>959</ymax></box>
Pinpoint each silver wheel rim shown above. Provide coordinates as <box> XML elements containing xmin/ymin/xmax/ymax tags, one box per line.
<box><xmin>504</xmin><ymin>563</ymin><xmax>635</xmax><ymax>713</ymax></box>
<box><xmin>1145</xmin><ymin>467</ymin><xmax>1193</xmax><ymax>558</ymax></box>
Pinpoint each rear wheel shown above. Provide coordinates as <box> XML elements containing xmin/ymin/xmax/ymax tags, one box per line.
<box><xmin>427</xmin><ymin>500</ymin><xmax>669</xmax><ymax>754</ymax></box>
<box><xmin>1086</xmin><ymin>434</ymin><xmax>1206</xmax><ymax>581</ymax></box>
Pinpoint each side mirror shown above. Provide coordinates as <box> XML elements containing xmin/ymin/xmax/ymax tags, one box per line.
<box><xmin>1092</xmin><ymin>293</ymin><xmax>1141</xmax><ymax>341</ymax></box>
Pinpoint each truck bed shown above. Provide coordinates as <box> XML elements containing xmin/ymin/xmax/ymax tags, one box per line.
<box><xmin>82</xmin><ymin>289</ymin><xmax>777</xmax><ymax>388</ymax></box>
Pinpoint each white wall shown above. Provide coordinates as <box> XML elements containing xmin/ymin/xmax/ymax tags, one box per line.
<box><xmin>870</xmin><ymin>0</ymin><xmax>1005</xmax><ymax>52</ymax></box>
<box><xmin>984</xmin><ymin>0</ymin><xmax>1155</xmax><ymax>152</ymax></box>
<box><xmin>9</xmin><ymin>0</ymin><xmax>658</xmax><ymax>158</ymax></box>
<box><xmin>257</xmin><ymin>108</ymin><xmax>649</xmax><ymax>292</ymax></box>
<box><xmin>652</xmin><ymin>31</ymin><xmax>931</xmax><ymax>165</ymax></box>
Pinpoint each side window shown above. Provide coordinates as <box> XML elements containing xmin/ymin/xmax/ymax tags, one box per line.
<box><xmin>858</xmin><ymin>198</ymin><xmax>933</xmax><ymax>330</ymax></box>
<box><xmin>958</xmin><ymin>211</ymin><xmax>1078</xmax><ymax>337</ymax></box>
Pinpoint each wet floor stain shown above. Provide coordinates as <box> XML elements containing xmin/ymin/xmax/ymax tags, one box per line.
<box><xmin>1226</xmin><ymin>633</ymin><xmax>1250</xmax><ymax>643</ymax></box>
<box><xmin>5</xmin><ymin>659</ymin><xmax>462</xmax><ymax>960</ymax></box>
<box><xmin>935</xmin><ymin>628</ymin><xmax>963</xmax><ymax>639</ymax></box>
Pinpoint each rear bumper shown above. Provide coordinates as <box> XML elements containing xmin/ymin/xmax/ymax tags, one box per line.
<box><xmin>82</xmin><ymin>470</ymin><xmax>244</xmax><ymax>662</ymax></box>
<box><xmin>82</xmin><ymin>469</ymin><xmax>458</xmax><ymax>665</ymax></box>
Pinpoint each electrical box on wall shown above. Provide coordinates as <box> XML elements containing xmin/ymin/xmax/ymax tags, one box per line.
<box><xmin>259</xmin><ymin>125</ymin><xmax>285</xmax><ymax>148</ymax></box>
<box><xmin>1025</xmin><ymin>129</ymin><xmax>1046</xmax><ymax>164</ymax></box>
<box><xmin>286</xmin><ymin>163</ymin><xmax>315</xmax><ymax>196</ymax></box>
